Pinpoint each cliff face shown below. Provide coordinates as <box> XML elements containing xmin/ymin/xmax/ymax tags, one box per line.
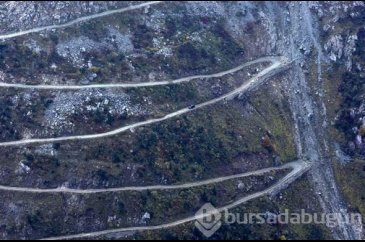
<box><xmin>0</xmin><ymin>1</ymin><xmax>364</xmax><ymax>240</ymax></box>
<box><xmin>251</xmin><ymin>2</ymin><xmax>365</xmax><ymax>240</ymax></box>
<box><xmin>160</xmin><ymin>1</ymin><xmax>365</xmax><ymax>240</ymax></box>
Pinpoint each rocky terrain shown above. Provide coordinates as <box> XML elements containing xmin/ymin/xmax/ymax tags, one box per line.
<box><xmin>0</xmin><ymin>1</ymin><xmax>364</xmax><ymax>240</ymax></box>
<box><xmin>0</xmin><ymin>1</ymin><xmax>139</xmax><ymax>34</ymax></box>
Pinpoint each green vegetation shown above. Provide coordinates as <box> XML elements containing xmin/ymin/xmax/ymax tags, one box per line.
<box><xmin>0</xmin><ymin>2</ymin><xmax>304</xmax><ymax>240</ymax></box>
<box><xmin>0</xmin><ymin>40</ymin><xmax>78</xmax><ymax>81</ymax></box>
<box><xmin>249</xmin><ymin>85</ymin><xmax>297</xmax><ymax>163</ymax></box>
<box><xmin>334</xmin><ymin>160</ymin><xmax>365</xmax><ymax>216</ymax></box>
<box><xmin>323</xmin><ymin>11</ymin><xmax>365</xmax><ymax>235</ymax></box>
<box><xmin>1</xmin><ymin>2</ymin><xmax>245</xmax><ymax>86</ymax></box>
<box><xmin>0</xmin><ymin>62</ymin><xmax>268</xmax><ymax>142</ymax></box>
<box><xmin>0</xmin><ymin>169</ymin><xmax>287</xmax><ymax>240</ymax></box>
<box><xmin>130</xmin><ymin>176</ymin><xmax>331</xmax><ymax>240</ymax></box>
<box><xmin>0</xmin><ymin>81</ymin><xmax>297</xmax><ymax>190</ymax></box>
<box><xmin>335</xmin><ymin>27</ymin><xmax>365</xmax><ymax>155</ymax></box>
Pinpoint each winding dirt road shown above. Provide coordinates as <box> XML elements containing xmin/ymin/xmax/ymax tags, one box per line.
<box><xmin>0</xmin><ymin>1</ymin><xmax>162</xmax><ymax>40</ymax></box>
<box><xmin>0</xmin><ymin>57</ymin><xmax>273</xmax><ymax>90</ymax></box>
<box><xmin>0</xmin><ymin>53</ymin><xmax>305</xmax><ymax>240</ymax></box>
<box><xmin>39</xmin><ymin>160</ymin><xmax>311</xmax><ymax>240</ymax></box>
<box><xmin>0</xmin><ymin>54</ymin><xmax>302</xmax><ymax>240</ymax></box>
<box><xmin>0</xmin><ymin>160</ymin><xmax>304</xmax><ymax>194</ymax></box>
<box><xmin>0</xmin><ymin>56</ymin><xmax>290</xmax><ymax>147</ymax></box>
<box><xmin>0</xmin><ymin>3</ymin><xmax>311</xmax><ymax>240</ymax></box>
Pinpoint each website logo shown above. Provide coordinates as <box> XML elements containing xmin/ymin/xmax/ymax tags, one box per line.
<box><xmin>194</xmin><ymin>203</ymin><xmax>222</xmax><ymax>238</ymax></box>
